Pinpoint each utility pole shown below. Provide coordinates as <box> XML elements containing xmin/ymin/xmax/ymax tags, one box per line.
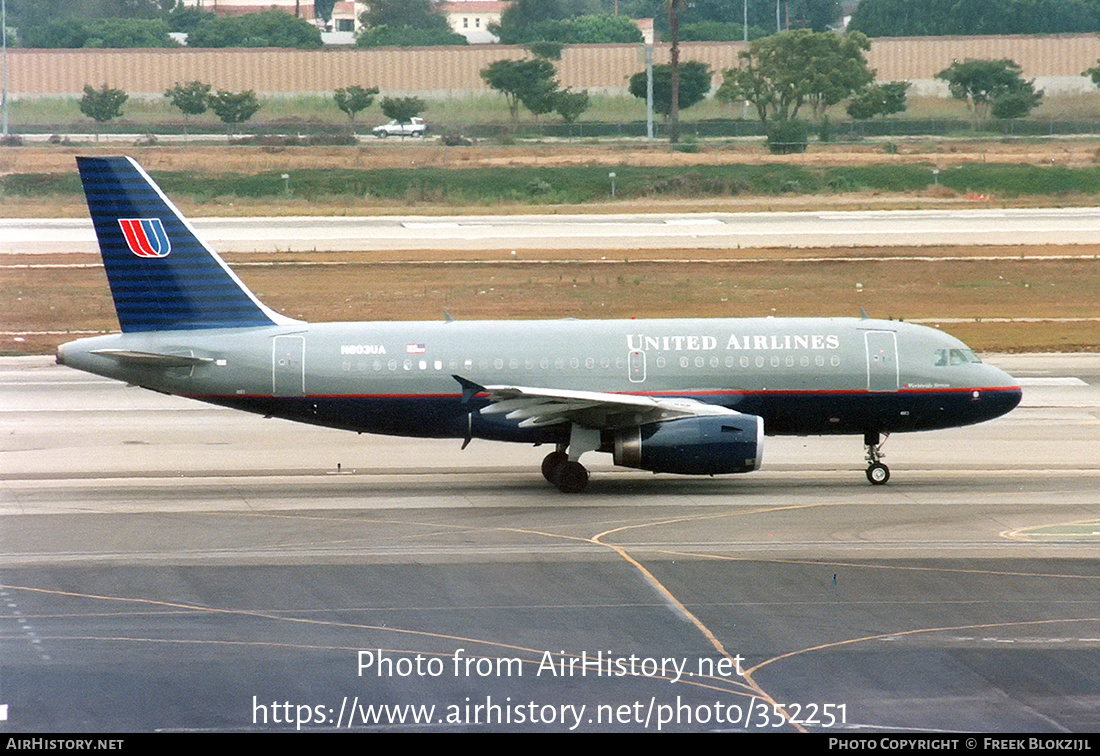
<box><xmin>667</xmin><ymin>0</ymin><xmax>680</xmax><ymax>144</ymax></box>
<box><xmin>2</xmin><ymin>0</ymin><xmax>9</xmax><ymax>138</ymax></box>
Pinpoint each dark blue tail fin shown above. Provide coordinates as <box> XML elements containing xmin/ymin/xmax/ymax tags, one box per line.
<box><xmin>77</xmin><ymin>156</ymin><xmax>288</xmax><ymax>332</ymax></box>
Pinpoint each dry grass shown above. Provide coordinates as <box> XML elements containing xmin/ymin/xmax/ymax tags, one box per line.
<box><xmin>3</xmin><ymin>140</ymin><xmax>1097</xmax><ymax>356</ymax></box>
<box><xmin>4</xmin><ymin>139</ymin><xmax>1100</xmax><ymax>218</ymax></box>
<box><xmin>4</xmin><ymin>247</ymin><xmax>1096</xmax><ymax>356</ymax></box>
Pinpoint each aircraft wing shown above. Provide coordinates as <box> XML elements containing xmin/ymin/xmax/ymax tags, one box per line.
<box><xmin>454</xmin><ymin>376</ymin><xmax>739</xmax><ymax>429</ymax></box>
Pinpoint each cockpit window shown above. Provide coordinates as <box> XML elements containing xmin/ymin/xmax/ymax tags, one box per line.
<box><xmin>935</xmin><ymin>349</ymin><xmax>982</xmax><ymax>366</ymax></box>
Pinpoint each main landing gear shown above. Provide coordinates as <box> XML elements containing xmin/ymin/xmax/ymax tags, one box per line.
<box><xmin>542</xmin><ymin>425</ymin><xmax>600</xmax><ymax>493</ymax></box>
<box><xmin>864</xmin><ymin>431</ymin><xmax>890</xmax><ymax>485</ymax></box>
<box><xmin>542</xmin><ymin>448</ymin><xmax>589</xmax><ymax>494</ymax></box>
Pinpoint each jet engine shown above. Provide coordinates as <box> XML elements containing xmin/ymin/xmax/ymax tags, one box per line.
<box><xmin>610</xmin><ymin>414</ymin><xmax>764</xmax><ymax>475</ymax></box>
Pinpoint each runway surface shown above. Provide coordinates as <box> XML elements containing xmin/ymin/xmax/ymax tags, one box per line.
<box><xmin>2</xmin><ymin>354</ymin><xmax>1099</xmax><ymax>732</ymax></box>
<box><xmin>8</xmin><ymin>208</ymin><xmax>1100</xmax><ymax>253</ymax></box>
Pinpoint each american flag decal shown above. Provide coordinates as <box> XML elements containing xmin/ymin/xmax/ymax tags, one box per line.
<box><xmin>118</xmin><ymin>218</ymin><xmax>171</xmax><ymax>258</ymax></box>
<box><xmin>406</xmin><ymin>343</ymin><xmax>426</xmax><ymax>354</ymax></box>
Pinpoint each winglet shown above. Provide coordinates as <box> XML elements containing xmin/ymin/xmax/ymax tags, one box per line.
<box><xmin>859</xmin><ymin>307</ymin><xmax>871</xmax><ymax>320</ymax></box>
<box><xmin>453</xmin><ymin>375</ymin><xmax>486</xmax><ymax>405</ymax></box>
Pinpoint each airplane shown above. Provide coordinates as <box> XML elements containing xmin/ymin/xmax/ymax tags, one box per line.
<box><xmin>57</xmin><ymin>156</ymin><xmax>1023</xmax><ymax>493</ymax></box>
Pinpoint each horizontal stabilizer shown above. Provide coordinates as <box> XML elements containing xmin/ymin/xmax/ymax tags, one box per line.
<box><xmin>91</xmin><ymin>349</ymin><xmax>214</xmax><ymax>367</ymax></box>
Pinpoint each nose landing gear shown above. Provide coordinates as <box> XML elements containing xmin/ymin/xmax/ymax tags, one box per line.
<box><xmin>864</xmin><ymin>431</ymin><xmax>890</xmax><ymax>485</ymax></box>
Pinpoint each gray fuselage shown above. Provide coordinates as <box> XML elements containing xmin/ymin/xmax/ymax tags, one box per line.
<box><xmin>58</xmin><ymin>316</ymin><xmax>1022</xmax><ymax>446</ymax></box>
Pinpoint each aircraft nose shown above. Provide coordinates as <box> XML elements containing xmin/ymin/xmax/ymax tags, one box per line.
<box><xmin>977</xmin><ymin>364</ymin><xmax>1022</xmax><ymax>419</ymax></box>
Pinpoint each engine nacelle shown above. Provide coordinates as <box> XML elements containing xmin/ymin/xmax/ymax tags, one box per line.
<box><xmin>611</xmin><ymin>414</ymin><xmax>764</xmax><ymax>475</ymax></box>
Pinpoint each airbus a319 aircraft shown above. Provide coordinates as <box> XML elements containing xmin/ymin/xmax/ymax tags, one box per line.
<box><xmin>57</xmin><ymin>157</ymin><xmax>1022</xmax><ymax>493</ymax></box>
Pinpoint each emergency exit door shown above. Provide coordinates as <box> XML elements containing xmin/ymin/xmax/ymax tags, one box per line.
<box><xmin>864</xmin><ymin>331</ymin><xmax>899</xmax><ymax>392</ymax></box>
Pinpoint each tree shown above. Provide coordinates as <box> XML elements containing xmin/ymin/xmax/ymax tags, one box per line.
<box><xmin>937</xmin><ymin>59</ymin><xmax>1042</xmax><ymax>126</ymax></box>
<box><xmin>846</xmin><ymin>81</ymin><xmax>910</xmax><ymax>120</ymax></box>
<box><xmin>850</xmin><ymin>0</ymin><xmax>1100</xmax><ymax>37</ymax></box>
<box><xmin>527</xmin><ymin>41</ymin><xmax>564</xmax><ymax>60</ymax></box>
<box><xmin>494</xmin><ymin>0</ymin><xmax>567</xmax><ymax>43</ymax></box>
<box><xmin>164</xmin><ymin>81</ymin><xmax>211</xmax><ymax>139</ymax></box>
<box><xmin>22</xmin><ymin>18</ymin><xmax>177</xmax><ymax>48</ymax></box>
<box><xmin>363</xmin><ymin>0</ymin><xmax>452</xmax><ymax>30</ymax></box>
<box><xmin>357</xmin><ymin>0</ymin><xmax>466</xmax><ymax>46</ymax></box>
<box><xmin>187</xmin><ymin>10</ymin><xmax>323</xmax><ymax>49</ymax></box>
<box><xmin>628</xmin><ymin>61</ymin><xmax>712</xmax><ymax>118</ymax></box>
<box><xmin>80</xmin><ymin>84</ymin><xmax>127</xmax><ymax>142</ymax></box>
<box><xmin>208</xmin><ymin>90</ymin><xmax>261</xmax><ymax>137</ymax></box>
<box><xmin>716</xmin><ymin>30</ymin><xmax>874</xmax><ymax>124</ymax></box>
<box><xmin>1085</xmin><ymin>59</ymin><xmax>1100</xmax><ymax>88</ymax></box>
<box><xmin>356</xmin><ymin>26</ymin><xmax>467</xmax><ymax>47</ymax></box>
<box><xmin>167</xmin><ymin>5</ymin><xmax>215</xmax><ymax>35</ymax></box>
<box><xmin>638</xmin><ymin>0</ymin><xmax>838</xmax><ymax>35</ymax></box>
<box><xmin>680</xmin><ymin>21</ymin><xmax>769</xmax><ymax>42</ymax></box>
<box><xmin>481</xmin><ymin>58</ymin><xmax>559</xmax><ymax>124</ymax></box>
<box><xmin>333</xmin><ymin>86</ymin><xmax>379</xmax><ymax>132</ymax></box>
<box><xmin>498</xmin><ymin>14</ymin><xmax>643</xmax><ymax>44</ymax></box>
<box><xmin>554</xmin><ymin>88</ymin><xmax>590</xmax><ymax>124</ymax></box>
<box><xmin>991</xmin><ymin>89</ymin><xmax>1043</xmax><ymax>120</ymax></box>
<box><xmin>380</xmin><ymin>96</ymin><xmax>426</xmax><ymax>125</ymax></box>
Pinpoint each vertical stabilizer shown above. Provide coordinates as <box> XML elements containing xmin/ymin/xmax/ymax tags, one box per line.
<box><xmin>77</xmin><ymin>156</ymin><xmax>290</xmax><ymax>332</ymax></box>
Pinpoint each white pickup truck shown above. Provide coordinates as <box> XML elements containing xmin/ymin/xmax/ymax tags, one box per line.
<box><xmin>372</xmin><ymin>117</ymin><xmax>426</xmax><ymax>138</ymax></box>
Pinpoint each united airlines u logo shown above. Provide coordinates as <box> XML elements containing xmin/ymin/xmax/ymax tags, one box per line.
<box><xmin>118</xmin><ymin>218</ymin><xmax>171</xmax><ymax>258</ymax></box>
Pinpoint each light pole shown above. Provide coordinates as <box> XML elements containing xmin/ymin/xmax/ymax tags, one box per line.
<box><xmin>645</xmin><ymin>42</ymin><xmax>653</xmax><ymax>140</ymax></box>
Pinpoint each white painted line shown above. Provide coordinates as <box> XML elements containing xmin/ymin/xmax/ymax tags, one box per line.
<box><xmin>1016</xmin><ymin>377</ymin><xmax>1089</xmax><ymax>386</ymax></box>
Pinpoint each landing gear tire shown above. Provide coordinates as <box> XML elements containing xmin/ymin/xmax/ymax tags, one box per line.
<box><xmin>555</xmin><ymin>461</ymin><xmax>589</xmax><ymax>494</ymax></box>
<box><xmin>541</xmin><ymin>451</ymin><xmax>568</xmax><ymax>483</ymax></box>
<box><xmin>864</xmin><ymin>431</ymin><xmax>890</xmax><ymax>486</ymax></box>
<box><xmin>867</xmin><ymin>462</ymin><xmax>890</xmax><ymax>486</ymax></box>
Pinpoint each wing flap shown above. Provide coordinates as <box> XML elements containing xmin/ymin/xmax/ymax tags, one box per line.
<box><xmin>454</xmin><ymin>376</ymin><xmax>739</xmax><ymax>430</ymax></box>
